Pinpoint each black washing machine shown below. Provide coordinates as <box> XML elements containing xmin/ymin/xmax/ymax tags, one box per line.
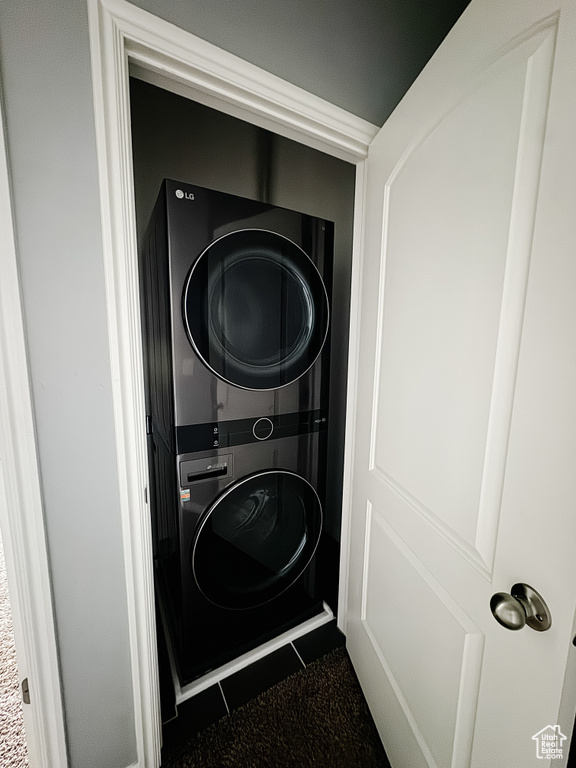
<box><xmin>140</xmin><ymin>180</ymin><xmax>335</xmax><ymax>685</ymax></box>
<box><xmin>173</xmin><ymin>428</ymin><xmax>326</xmax><ymax>683</ymax></box>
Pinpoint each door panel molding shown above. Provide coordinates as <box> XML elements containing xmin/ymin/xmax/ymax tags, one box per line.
<box><xmin>362</xmin><ymin>503</ymin><xmax>484</xmax><ymax>768</ymax></box>
<box><xmin>367</xmin><ymin>20</ymin><xmax>557</xmax><ymax>581</ymax></box>
<box><xmin>370</xmin><ymin>468</ymin><xmax>491</xmax><ymax>578</ymax></box>
<box><xmin>473</xmin><ymin>24</ymin><xmax>556</xmax><ymax>573</ymax></box>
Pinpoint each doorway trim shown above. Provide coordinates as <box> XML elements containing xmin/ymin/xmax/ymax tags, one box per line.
<box><xmin>87</xmin><ymin>0</ymin><xmax>378</xmax><ymax>764</ymax></box>
<box><xmin>0</xmin><ymin>87</ymin><xmax>68</xmax><ymax>767</ymax></box>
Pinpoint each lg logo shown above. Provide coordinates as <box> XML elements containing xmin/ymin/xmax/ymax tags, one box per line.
<box><xmin>175</xmin><ymin>189</ymin><xmax>194</xmax><ymax>200</ymax></box>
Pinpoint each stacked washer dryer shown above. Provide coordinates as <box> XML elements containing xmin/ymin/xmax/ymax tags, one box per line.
<box><xmin>140</xmin><ymin>179</ymin><xmax>336</xmax><ymax>686</ymax></box>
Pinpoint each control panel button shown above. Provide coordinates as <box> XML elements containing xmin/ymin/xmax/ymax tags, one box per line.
<box><xmin>253</xmin><ymin>417</ymin><xmax>274</xmax><ymax>441</ymax></box>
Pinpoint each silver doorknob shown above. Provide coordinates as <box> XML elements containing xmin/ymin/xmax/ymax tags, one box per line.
<box><xmin>490</xmin><ymin>583</ymin><xmax>551</xmax><ymax>632</ymax></box>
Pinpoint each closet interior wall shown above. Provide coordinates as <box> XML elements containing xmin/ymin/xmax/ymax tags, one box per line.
<box><xmin>129</xmin><ymin>76</ymin><xmax>356</xmax><ymax>559</ymax></box>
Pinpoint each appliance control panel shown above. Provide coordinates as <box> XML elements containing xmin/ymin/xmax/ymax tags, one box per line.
<box><xmin>175</xmin><ymin>409</ymin><xmax>327</xmax><ymax>454</ymax></box>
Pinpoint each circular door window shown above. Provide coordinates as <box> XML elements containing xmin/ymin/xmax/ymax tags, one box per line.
<box><xmin>183</xmin><ymin>229</ymin><xmax>329</xmax><ymax>390</ymax></box>
<box><xmin>192</xmin><ymin>470</ymin><xmax>322</xmax><ymax>610</ymax></box>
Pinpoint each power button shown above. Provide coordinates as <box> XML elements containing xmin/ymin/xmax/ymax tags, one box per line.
<box><xmin>253</xmin><ymin>417</ymin><xmax>274</xmax><ymax>441</ymax></box>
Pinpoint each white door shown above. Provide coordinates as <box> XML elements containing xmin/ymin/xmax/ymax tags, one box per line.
<box><xmin>346</xmin><ymin>0</ymin><xmax>576</xmax><ymax>765</ymax></box>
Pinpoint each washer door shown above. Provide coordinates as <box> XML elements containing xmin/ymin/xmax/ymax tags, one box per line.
<box><xmin>192</xmin><ymin>470</ymin><xmax>322</xmax><ymax>610</ymax></box>
<box><xmin>183</xmin><ymin>229</ymin><xmax>329</xmax><ymax>390</ymax></box>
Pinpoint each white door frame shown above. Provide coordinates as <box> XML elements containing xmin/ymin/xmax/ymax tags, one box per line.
<box><xmin>87</xmin><ymin>0</ymin><xmax>378</xmax><ymax>765</ymax></box>
<box><xmin>0</xmin><ymin>86</ymin><xmax>68</xmax><ymax>767</ymax></box>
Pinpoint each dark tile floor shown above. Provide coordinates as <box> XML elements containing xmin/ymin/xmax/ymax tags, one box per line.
<box><xmin>220</xmin><ymin>644</ymin><xmax>303</xmax><ymax>711</ymax></box>
<box><xmin>161</xmin><ymin>619</ymin><xmax>346</xmax><ymax>759</ymax></box>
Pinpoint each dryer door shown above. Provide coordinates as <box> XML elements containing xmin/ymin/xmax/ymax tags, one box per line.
<box><xmin>192</xmin><ymin>470</ymin><xmax>322</xmax><ymax>609</ymax></box>
<box><xmin>183</xmin><ymin>229</ymin><xmax>329</xmax><ymax>390</ymax></box>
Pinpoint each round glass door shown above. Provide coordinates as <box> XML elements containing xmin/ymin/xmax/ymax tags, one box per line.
<box><xmin>183</xmin><ymin>229</ymin><xmax>329</xmax><ymax>390</ymax></box>
<box><xmin>192</xmin><ymin>470</ymin><xmax>322</xmax><ymax>610</ymax></box>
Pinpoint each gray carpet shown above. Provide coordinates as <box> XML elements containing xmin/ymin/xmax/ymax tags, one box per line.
<box><xmin>0</xmin><ymin>531</ymin><xmax>29</xmax><ymax>767</ymax></box>
<box><xmin>161</xmin><ymin>647</ymin><xmax>390</xmax><ymax>768</ymax></box>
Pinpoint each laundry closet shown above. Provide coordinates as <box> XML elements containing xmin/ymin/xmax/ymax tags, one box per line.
<box><xmin>129</xmin><ymin>75</ymin><xmax>356</xmax><ymax>700</ymax></box>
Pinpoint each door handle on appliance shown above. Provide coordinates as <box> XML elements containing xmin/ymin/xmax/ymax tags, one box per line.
<box><xmin>490</xmin><ymin>583</ymin><xmax>551</xmax><ymax>631</ymax></box>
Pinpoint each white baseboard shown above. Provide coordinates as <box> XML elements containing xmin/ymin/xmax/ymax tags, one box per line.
<box><xmin>159</xmin><ymin>602</ymin><xmax>334</xmax><ymax>707</ymax></box>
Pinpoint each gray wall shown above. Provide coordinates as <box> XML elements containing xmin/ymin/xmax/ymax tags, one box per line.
<box><xmin>0</xmin><ymin>2</ymin><xmax>136</xmax><ymax>767</ymax></box>
<box><xmin>0</xmin><ymin>0</ymin><xmax>468</xmax><ymax>766</ymax></box>
<box><xmin>131</xmin><ymin>0</ymin><xmax>469</xmax><ymax>126</ymax></box>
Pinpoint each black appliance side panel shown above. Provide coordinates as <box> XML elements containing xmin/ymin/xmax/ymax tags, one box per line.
<box><xmin>140</xmin><ymin>186</ymin><xmax>181</xmax><ymax>616</ymax></box>
<box><xmin>302</xmin><ymin>216</ymin><xmax>338</xmax><ymax>612</ymax></box>
<box><xmin>150</xmin><ymin>433</ymin><xmax>181</xmax><ymax>628</ymax></box>
<box><xmin>141</xmin><ymin>183</ymin><xmax>175</xmax><ymax>451</ymax></box>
